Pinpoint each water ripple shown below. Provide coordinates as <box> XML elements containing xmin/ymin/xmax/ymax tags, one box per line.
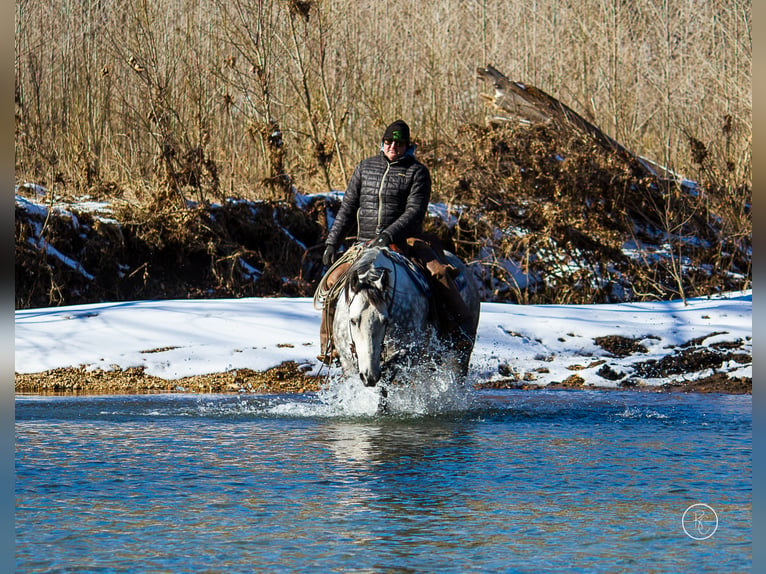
<box><xmin>16</xmin><ymin>389</ymin><xmax>751</xmax><ymax>572</ymax></box>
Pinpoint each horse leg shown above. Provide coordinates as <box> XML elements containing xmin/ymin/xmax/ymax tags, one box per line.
<box><xmin>427</xmin><ymin>264</ymin><xmax>473</xmax><ymax>328</ymax></box>
<box><xmin>377</xmin><ymin>385</ymin><xmax>389</xmax><ymax>415</ymax></box>
<box><xmin>422</xmin><ymin>259</ymin><xmax>476</xmax><ymax>352</ymax></box>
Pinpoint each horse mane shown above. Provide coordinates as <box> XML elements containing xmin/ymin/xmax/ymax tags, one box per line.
<box><xmin>344</xmin><ymin>247</ymin><xmax>390</xmax><ymax>309</ymax></box>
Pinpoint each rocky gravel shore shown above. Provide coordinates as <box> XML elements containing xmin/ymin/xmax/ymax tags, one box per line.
<box><xmin>15</xmin><ymin>361</ymin><xmax>751</xmax><ymax>396</ymax></box>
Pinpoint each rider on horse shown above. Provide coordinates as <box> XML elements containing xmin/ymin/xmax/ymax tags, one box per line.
<box><xmin>318</xmin><ymin>119</ymin><xmax>474</xmax><ymax>364</ymax></box>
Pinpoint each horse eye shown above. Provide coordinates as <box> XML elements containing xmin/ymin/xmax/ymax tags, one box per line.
<box><xmin>350</xmin><ymin>317</ymin><xmax>359</xmax><ymax>327</ymax></box>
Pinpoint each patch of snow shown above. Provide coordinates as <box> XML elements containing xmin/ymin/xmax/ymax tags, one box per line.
<box><xmin>15</xmin><ymin>291</ymin><xmax>752</xmax><ymax>390</ymax></box>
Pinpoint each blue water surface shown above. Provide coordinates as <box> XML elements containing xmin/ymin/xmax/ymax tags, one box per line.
<box><xmin>16</xmin><ymin>389</ymin><xmax>751</xmax><ymax>573</ymax></box>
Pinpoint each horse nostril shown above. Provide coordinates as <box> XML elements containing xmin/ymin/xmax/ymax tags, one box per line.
<box><xmin>361</xmin><ymin>372</ymin><xmax>377</xmax><ymax>387</ymax></box>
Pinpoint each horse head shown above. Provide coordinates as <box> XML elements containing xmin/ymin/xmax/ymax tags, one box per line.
<box><xmin>330</xmin><ymin>244</ymin><xmax>480</xmax><ymax>390</ymax></box>
<box><xmin>344</xmin><ymin>248</ymin><xmax>394</xmax><ymax>386</ymax></box>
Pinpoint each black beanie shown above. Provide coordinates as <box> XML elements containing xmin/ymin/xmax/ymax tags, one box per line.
<box><xmin>382</xmin><ymin>120</ymin><xmax>410</xmax><ymax>143</ymax></box>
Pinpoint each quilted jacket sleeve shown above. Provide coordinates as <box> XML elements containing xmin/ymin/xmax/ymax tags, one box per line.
<box><xmin>380</xmin><ymin>162</ymin><xmax>431</xmax><ymax>244</ymax></box>
<box><xmin>325</xmin><ymin>162</ymin><xmax>362</xmax><ymax>248</ymax></box>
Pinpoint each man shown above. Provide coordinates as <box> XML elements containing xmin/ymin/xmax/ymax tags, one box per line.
<box><xmin>318</xmin><ymin>119</ymin><xmax>473</xmax><ymax>363</ymax></box>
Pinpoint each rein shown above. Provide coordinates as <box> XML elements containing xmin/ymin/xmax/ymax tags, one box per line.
<box><xmin>383</xmin><ymin>250</ymin><xmax>398</xmax><ymax>316</ymax></box>
<box><xmin>347</xmin><ymin>248</ymin><xmax>401</xmax><ymax>370</ymax></box>
<box><xmin>313</xmin><ymin>243</ymin><xmax>366</xmax><ymax>311</ymax></box>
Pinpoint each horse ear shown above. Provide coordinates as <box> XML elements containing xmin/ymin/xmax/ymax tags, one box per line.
<box><xmin>372</xmin><ymin>268</ymin><xmax>388</xmax><ymax>293</ymax></box>
<box><xmin>355</xmin><ymin>269</ymin><xmax>370</xmax><ymax>288</ymax></box>
<box><xmin>347</xmin><ymin>271</ymin><xmax>359</xmax><ymax>294</ymax></box>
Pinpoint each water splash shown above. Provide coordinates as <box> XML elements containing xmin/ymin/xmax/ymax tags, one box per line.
<box><xmin>316</xmin><ymin>361</ymin><xmax>475</xmax><ymax>417</ymax></box>
<box><xmin>258</xmin><ymin>365</ymin><xmax>476</xmax><ymax>418</ymax></box>
<box><xmin>380</xmin><ymin>369</ymin><xmax>475</xmax><ymax>415</ymax></box>
<box><xmin>315</xmin><ymin>375</ymin><xmax>383</xmax><ymax>417</ymax></box>
<box><xmin>616</xmin><ymin>406</ymin><xmax>669</xmax><ymax>420</ymax></box>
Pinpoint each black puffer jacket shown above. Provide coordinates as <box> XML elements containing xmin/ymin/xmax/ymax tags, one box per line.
<box><xmin>326</xmin><ymin>148</ymin><xmax>431</xmax><ymax>248</ymax></box>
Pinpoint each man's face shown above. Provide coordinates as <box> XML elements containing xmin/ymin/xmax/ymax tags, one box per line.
<box><xmin>383</xmin><ymin>139</ymin><xmax>407</xmax><ymax>161</ymax></box>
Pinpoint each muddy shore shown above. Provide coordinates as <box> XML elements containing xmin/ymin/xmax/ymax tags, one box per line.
<box><xmin>15</xmin><ymin>362</ymin><xmax>751</xmax><ymax>396</ymax></box>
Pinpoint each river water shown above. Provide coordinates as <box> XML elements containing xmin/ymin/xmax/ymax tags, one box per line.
<box><xmin>16</xmin><ymin>379</ymin><xmax>751</xmax><ymax>573</ymax></box>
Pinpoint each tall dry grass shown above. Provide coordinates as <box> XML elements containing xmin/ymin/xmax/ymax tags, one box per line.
<box><xmin>15</xmin><ymin>0</ymin><xmax>751</xmax><ymax>202</ymax></box>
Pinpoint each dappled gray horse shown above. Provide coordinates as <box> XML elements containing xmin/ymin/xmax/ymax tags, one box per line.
<box><xmin>332</xmin><ymin>245</ymin><xmax>480</xmax><ymax>387</ymax></box>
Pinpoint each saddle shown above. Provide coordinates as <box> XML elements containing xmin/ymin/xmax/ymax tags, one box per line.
<box><xmin>314</xmin><ymin>243</ymin><xmax>432</xmax><ymax>313</ymax></box>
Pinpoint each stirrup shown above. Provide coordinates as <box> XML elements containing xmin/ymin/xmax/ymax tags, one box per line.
<box><xmin>317</xmin><ymin>348</ymin><xmax>339</xmax><ymax>365</ymax></box>
<box><xmin>453</xmin><ymin>326</ymin><xmax>474</xmax><ymax>352</ymax></box>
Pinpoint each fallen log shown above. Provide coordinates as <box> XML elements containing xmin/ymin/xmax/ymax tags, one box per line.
<box><xmin>476</xmin><ymin>65</ymin><xmax>686</xmax><ymax>187</ymax></box>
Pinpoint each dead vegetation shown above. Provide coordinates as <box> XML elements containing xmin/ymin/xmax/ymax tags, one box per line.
<box><xmin>425</xmin><ymin>120</ymin><xmax>749</xmax><ymax>304</ymax></box>
<box><xmin>15</xmin><ymin>112</ymin><xmax>750</xmax><ymax>309</ymax></box>
<box><xmin>15</xmin><ymin>193</ymin><xmax>333</xmax><ymax>308</ymax></box>
<box><xmin>15</xmin><ymin>1</ymin><xmax>750</xmax><ymax>201</ymax></box>
<box><xmin>14</xmin><ymin>362</ymin><xmax>321</xmax><ymax>395</ymax></box>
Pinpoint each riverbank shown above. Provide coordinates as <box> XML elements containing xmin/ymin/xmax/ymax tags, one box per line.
<box><xmin>14</xmin><ymin>294</ymin><xmax>752</xmax><ymax>397</ymax></box>
<box><xmin>15</xmin><ymin>361</ymin><xmax>751</xmax><ymax>396</ymax></box>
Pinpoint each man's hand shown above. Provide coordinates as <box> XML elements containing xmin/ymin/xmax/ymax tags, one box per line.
<box><xmin>372</xmin><ymin>232</ymin><xmax>391</xmax><ymax>247</ymax></box>
<box><xmin>322</xmin><ymin>245</ymin><xmax>337</xmax><ymax>266</ymax></box>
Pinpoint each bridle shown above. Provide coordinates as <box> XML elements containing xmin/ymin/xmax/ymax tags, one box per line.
<box><xmin>347</xmin><ymin>250</ymin><xmax>400</xmax><ymax>369</ymax></box>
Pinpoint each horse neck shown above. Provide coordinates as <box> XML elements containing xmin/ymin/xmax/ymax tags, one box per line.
<box><xmin>347</xmin><ymin>247</ymin><xmax>423</xmax><ymax>308</ymax></box>
<box><xmin>379</xmin><ymin>253</ymin><xmax>426</xmax><ymax>315</ymax></box>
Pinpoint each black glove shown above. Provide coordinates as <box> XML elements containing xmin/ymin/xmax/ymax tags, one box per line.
<box><xmin>372</xmin><ymin>232</ymin><xmax>391</xmax><ymax>247</ymax></box>
<box><xmin>322</xmin><ymin>245</ymin><xmax>337</xmax><ymax>266</ymax></box>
